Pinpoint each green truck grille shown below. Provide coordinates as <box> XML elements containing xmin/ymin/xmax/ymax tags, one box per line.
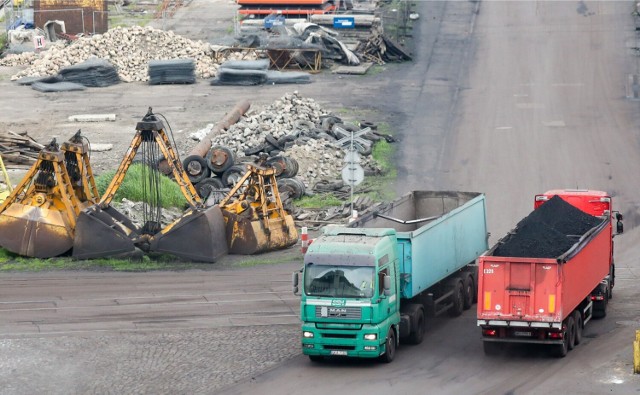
<box><xmin>315</xmin><ymin>306</ymin><xmax>361</xmax><ymax>319</ymax></box>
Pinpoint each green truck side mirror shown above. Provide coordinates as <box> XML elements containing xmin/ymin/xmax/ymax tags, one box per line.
<box><xmin>292</xmin><ymin>271</ymin><xmax>299</xmax><ymax>294</ymax></box>
<box><xmin>383</xmin><ymin>275</ymin><xmax>391</xmax><ymax>296</ymax></box>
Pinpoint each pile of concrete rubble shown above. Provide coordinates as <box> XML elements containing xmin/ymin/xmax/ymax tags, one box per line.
<box><xmin>1</xmin><ymin>26</ymin><xmax>256</xmax><ymax>82</ymax></box>
<box><xmin>192</xmin><ymin>92</ymin><xmax>384</xmax><ymax>191</ymax></box>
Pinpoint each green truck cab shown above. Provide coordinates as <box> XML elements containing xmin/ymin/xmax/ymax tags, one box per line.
<box><xmin>293</xmin><ymin>191</ymin><xmax>489</xmax><ymax>363</ymax></box>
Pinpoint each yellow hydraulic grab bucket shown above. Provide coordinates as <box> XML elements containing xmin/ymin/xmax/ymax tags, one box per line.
<box><xmin>0</xmin><ymin>155</ymin><xmax>12</xmax><ymax>204</ymax></box>
<box><xmin>0</xmin><ymin>132</ymin><xmax>98</xmax><ymax>258</ymax></box>
<box><xmin>219</xmin><ymin>156</ymin><xmax>298</xmax><ymax>255</ymax></box>
<box><xmin>72</xmin><ymin>108</ymin><xmax>228</xmax><ymax>262</ymax></box>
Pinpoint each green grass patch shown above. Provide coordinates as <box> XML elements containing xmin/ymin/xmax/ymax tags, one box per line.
<box><xmin>366</xmin><ymin>65</ymin><xmax>386</xmax><ymax>76</ymax></box>
<box><xmin>296</xmin><ymin>193</ymin><xmax>343</xmax><ymax>209</ymax></box>
<box><xmin>0</xmin><ymin>248</ymin><xmax>13</xmax><ymax>264</ymax></box>
<box><xmin>233</xmin><ymin>254</ymin><xmax>301</xmax><ymax>267</ymax></box>
<box><xmin>138</xmin><ymin>13</ymin><xmax>154</xmax><ymax>27</ymax></box>
<box><xmin>0</xmin><ymin>249</ymin><xmax>201</xmax><ymax>272</ymax></box>
<box><xmin>0</xmin><ymin>31</ymin><xmax>7</xmax><ymax>53</ymax></box>
<box><xmin>372</xmin><ymin>139</ymin><xmax>395</xmax><ymax>175</ymax></box>
<box><xmin>95</xmin><ymin>163</ymin><xmax>187</xmax><ymax>209</ymax></box>
<box><xmin>0</xmin><ymin>246</ymin><xmax>303</xmax><ymax>272</ymax></box>
<box><xmin>361</xmin><ymin>125</ymin><xmax>397</xmax><ymax>202</ymax></box>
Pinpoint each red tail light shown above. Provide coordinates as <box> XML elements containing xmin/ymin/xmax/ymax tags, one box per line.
<box><xmin>548</xmin><ymin>332</ymin><xmax>563</xmax><ymax>339</ymax></box>
<box><xmin>482</xmin><ymin>329</ymin><xmax>497</xmax><ymax>337</ymax></box>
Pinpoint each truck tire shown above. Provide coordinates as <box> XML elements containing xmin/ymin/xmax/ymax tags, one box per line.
<box><xmin>567</xmin><ymin>316</ymin><xmax>576</xmax><ymax>350</ymax></box>
<box><xmin>608</xmin><ymin>264</ymin><xmax>615</xmax><ymax>300</ymax></box>
<box><xmin>195</xmin><ymin>177</ymin><xmax>226</xmax><ymax>205</ymax></box>
<box><xmin>470</xmin><ymin>266</ymin><xmax>479</xmax><ymax>303</ymax></box>
<box><xmin>552</xmin><ymin>325</ymin><xmax>569</xmax><ymax>358</ymax></box>
<box><xmin>483</xmin><ymin>341</ymin><xmax>501</xmax><ymax>356</ymax></box>
<box><xmin>448</xmin><ymin>278</ymin><xmax>464</xmax><ymax>317</ymax></box>
<box><xmin>221</xmin><ymin>165</ymin><xmax>247</xmax><ymax>187</ymax></box>
<box><xmin>462</xmin><ymin>272</ymin><xmax>475</xmax><ymax>310</ymax></box>
<box><xmin>380</xmin><ymin>328</ymin><xmax>396</xmax><ymax>363</ymax></box>
<box><xmin>572</xmin><ymin>310</ymin><xmax>583</xmax><ymax>346</ymax></box>
<box><xmin>183</xmin><ymin>155</ymin><xmax>210</xmax><ymax>184</ymax></box>
<box><xmin>593</xmin><ymin>290</ymin><xmax>608</xmax><ymax>319</ymax></box>
<box><xmin>206</xmin><ymin>146</ymin><xmax>234</xmax><ymax>175</ymax></box>
<box><xmin>406</xmin><ymin>307</ymin><xmax>425</xmax><ymax>345</ymax></box>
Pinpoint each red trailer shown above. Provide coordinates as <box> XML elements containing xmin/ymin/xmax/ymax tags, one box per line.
<box><xmin>477</xmin><ymin>190</ymin><xmax>624</xmax><ymax>357</ymax></box>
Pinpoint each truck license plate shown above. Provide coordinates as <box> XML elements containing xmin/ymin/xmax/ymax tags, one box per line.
<box><xmin>330</xmin><ymin>350</ymin><xmax>348</xmax><ymax>356</ymax></box>
<box><xmin>514</xmin><ymin>331</ymin><xmax>532</xmax><ymax>337</ymax></box>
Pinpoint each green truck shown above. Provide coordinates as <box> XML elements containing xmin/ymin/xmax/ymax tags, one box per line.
<box><xmin>292</xmin><ymin>191</ymin><xmax>489</xmax><ymax>362</ymax></box>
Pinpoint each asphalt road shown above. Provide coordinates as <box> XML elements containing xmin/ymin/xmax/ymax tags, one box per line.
<box><xmin>222</xmin><ymin>1</ymin><xmax>640</xmax><ymax>394</ymax></box>
<box><xmin>1</xmin><ymin>0</ymin><xmax>639</xmax><ymax>394</ymax></box>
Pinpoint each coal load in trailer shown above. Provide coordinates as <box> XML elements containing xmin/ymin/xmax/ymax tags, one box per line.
<box><xmin>494</xmin><ymin>195</ymin><xmax>602</xmax><ymax>258</ymax></box>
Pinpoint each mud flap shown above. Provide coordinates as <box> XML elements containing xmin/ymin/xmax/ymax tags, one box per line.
<box><xmin>150</xmin><ymin>205</ymin><xmax>228</xmax><ymax>262</ymax></box>
<box><xmin>223</xmin><ymin>211</ymin><xmax>298</xmax><ymax>255</ymax></box>
<box><xmin>72</xmin><ymin>205</ymin><xmax>139</xmax><ymax>260</ymax></box>
<box><xmin>0</xmin><ymin>203</ymin><xmax>73</xmax><ymax>258</ymax></box>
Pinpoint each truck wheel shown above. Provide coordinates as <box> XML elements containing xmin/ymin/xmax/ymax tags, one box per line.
<box><xmin>608</xmin><ymin>264</ymin><xmax>615</xmax><ymax>300</ymax></box>
<box><xmin>448</xmin><ymin>279</ymin><xmax>464</xmax><ymax>317</ymax></box>
<box><xmin>593</xmin><ymin>291</ymin><xmax>608</xmax><ymax>319</ymax></box>
<box><xmin>308</xmin><ymin>355</ymin><xmax>324</xmax><ymax>363</ymax></box>
<box><xmin>567</xmin><ymin>316</ymin><xmax>576</xmax><ymax>350</ymax></box>
<box><xmin>572</xmin><ymin>310</ymin><xmax>583</xmax><ymax>346</ymax></box>
<box><xmin>483</xmin><ymin>341</ymin><xmax>501</xmax><ymax>356</ymax></box>
<box><xmin>552</xmin><ymin>326</ymin><xmax>569</xmax><ymax>358</ymax></box>
<box><xmin>462</xmin><ymin>273</ymin><xmax>475</xmax><ymax>310</ymax></box>
<box><xmin>407</xmin><ymin>308</ymin><xmax>425</xmax><ymax>345</ymax></box>
<box><xmin>380</xmin><ymin>329</ymin><xmax>396</xmax><ymax>363</ymax></box>
<box><xmin>470</xmin><ymin>266</ymin><xmax>479</xmax><ymax>303</ymax></box>
<box><xmin>183</xmin><ymin>155</ymin><xmax>210</xmax><ymax>184</ymax></box>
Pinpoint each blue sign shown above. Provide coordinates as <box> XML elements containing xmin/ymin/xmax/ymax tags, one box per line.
<box><xmin>333</xmin><ymin>17</ymin><xmax>355</xmax><ymax>29</ymax></box>
<box><xmin>264</xmin><ymin>15</ymin><xmax>285</xmax><ymax>29</ymax></box>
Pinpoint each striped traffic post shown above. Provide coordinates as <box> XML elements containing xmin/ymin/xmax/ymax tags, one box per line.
<box><xmin>301</xmin><ymin>227</ymin><xmax>309</xmax><ymax>254</ymax></box>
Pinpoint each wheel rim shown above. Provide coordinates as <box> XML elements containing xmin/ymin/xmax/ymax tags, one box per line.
<box><xmin>387</xmin><ymin>331</ymin><xmax>395</xmax><ymax>358</ymax></box>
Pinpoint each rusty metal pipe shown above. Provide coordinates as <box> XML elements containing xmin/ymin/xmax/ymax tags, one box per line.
<box><xmin>158</xmin><ymin>99</ymin><xmax>251</xmax><ymax>174</ymax></box>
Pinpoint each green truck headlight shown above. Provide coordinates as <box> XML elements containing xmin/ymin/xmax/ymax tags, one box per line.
<box><xmin>364</xmin><ymin>333</ymin><xmax>377</xmax><ymax>340</ymax></box>
<box><xmin>364</xmin><ymin>346</ymin><xmax>377</xmax><ymax>351</ymax></box>
<box><xmin>303</xmin><ymin>331</ymin><xmax>314</xmax><ymax>338</ymax></box>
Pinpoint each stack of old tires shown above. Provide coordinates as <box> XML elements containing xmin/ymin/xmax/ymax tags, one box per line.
<box><xmin>182</xmin><ymin>145</ymin><xmax>305</xmax><ymax>205</ymax></box>
<box><xmin>182</xmin><ymin>145</ymin><xmax>234</xmax><ymax>205</ymax></box>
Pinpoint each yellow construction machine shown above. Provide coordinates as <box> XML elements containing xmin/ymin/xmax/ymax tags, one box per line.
<box><xmin>0</xmin><ymin>155</ymin><xmax>12</xmax><ymax>204</ymax></box>
<box><xmin>72</xmin><ymin>108</ymin><xmax>228</xmax><ymax>262</ymax></box>
<box><xmin>0</xmin><ymin>131</ymin><xmax>99</xmax><ymax>258</ymax></box>
<box><xmin>218</xmin><ymin>154</ymin><xmax>298</xmax><ymax>254</ymax></box>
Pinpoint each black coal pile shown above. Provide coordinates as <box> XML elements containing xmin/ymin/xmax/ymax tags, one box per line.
<box><xmin>493</xmin><ymin>195</ymin><xmax>602</xmax><ymax>258</ymax></box>
<box><xmin>148</xmin><ymin>59</ymin><xmax>196</xmax><ymax>85</ymax></box>
<box><xmin>523</xmin><ymin>195</ymin><xmax>602</xmax><ymax>236</ymax></box>
<box><xmin>58</xmin><ymin>58</ymin><xmax>120</xmax><ymax>87</ymax></box>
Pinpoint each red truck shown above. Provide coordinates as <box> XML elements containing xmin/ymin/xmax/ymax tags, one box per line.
<box><xmin>477</xmin><ymin>189</ymin><xmax>624</xmax><ymax>357</ymax></box>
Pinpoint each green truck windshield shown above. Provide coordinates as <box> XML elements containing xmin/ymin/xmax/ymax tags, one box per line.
<box><xmin>305</xmin><ymin>265</ymin><xmax>375</xmax><ymax>298</ymax></box>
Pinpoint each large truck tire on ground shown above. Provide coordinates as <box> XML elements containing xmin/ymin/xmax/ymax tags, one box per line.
<box><xmin>293</xmin><ymin>190</ymin><xmax>489</xmax><ymax>363</ymax></box>
<box><xmin>477</xmin><ymin>189</ymin><xmax>623</xmax><ymax>357</ymax></box>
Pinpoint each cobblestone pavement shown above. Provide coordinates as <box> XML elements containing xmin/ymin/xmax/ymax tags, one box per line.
<box><xmin>0</xmin><ymin>326</ymin><xmax>300</xmax><ymax>395</ymax></box>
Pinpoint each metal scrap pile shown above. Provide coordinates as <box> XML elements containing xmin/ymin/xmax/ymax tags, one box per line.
<box><xmin>2</xmin><ymin>26</ymin><xmax>257</xmax><ymax>82</ymax></box>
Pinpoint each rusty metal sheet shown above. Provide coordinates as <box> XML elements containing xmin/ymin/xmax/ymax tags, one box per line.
<box><xmin>34</xmin><ymin>0</ymin><xmax>108</xmax><ymax>34</ymax></box>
